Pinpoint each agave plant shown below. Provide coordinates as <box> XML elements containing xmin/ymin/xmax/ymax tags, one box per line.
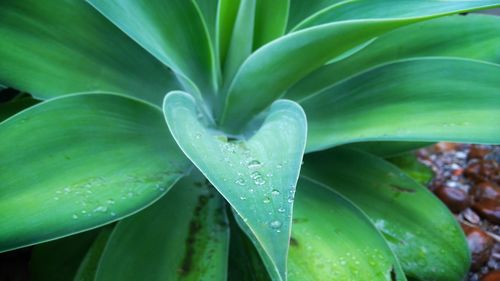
<box><xmin>1</xmin><ymin>1</ymin><xmax>500</xmax><ymax>280</ymax></box>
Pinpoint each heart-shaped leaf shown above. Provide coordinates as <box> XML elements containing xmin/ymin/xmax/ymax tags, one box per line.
<box><xmin>163</xmin><ymin>91</ymin><xmax>307</xmax><ymax>281</ymax></box>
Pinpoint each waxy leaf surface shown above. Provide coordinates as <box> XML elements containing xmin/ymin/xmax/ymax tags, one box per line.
<box><xmin>0</xmin><ymin>94</ymin><xmax>190</xmax><ymax>252</ymax></box>
<box><xmin>95</xmin><ymin>174</ymin><xmax>229</xmax><ymax>281</ymax></box>
<box><xmin>288</xmin><ymin>178</ymin><xmax>406</xmax><ymax>281</ymax></box>
<box><xmin>164</xmin><ymin>92</ymin><xmax>307</xmax><ymax>281</ymax></box>
<box><xmin>302</xmin><ymin>149</ymin><xmax>469</xmax><ymax>280</ymax></box>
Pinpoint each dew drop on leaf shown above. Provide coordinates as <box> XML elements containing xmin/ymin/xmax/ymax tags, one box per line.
<box><xmin>269</xmin><ymin>220</ymin><xmax>282</xmax><ymax>229</ymax></box>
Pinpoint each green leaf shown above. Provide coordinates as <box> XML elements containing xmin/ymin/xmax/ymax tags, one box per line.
<box><xmin>95</xmin><ymin>173</ymin><xmax>229</xmax><ymax>281</ymax></box>
<box><xmin>0</xmin><ymin>0</ymin><xmax>179</xmax><ymax>105</ymax></box>
<box><xmin>222</xmin><ymin>0</ymin><xmax>256</xmax><ymax>85</ymax></box>
<box><xmin>216</xmin><ymin>0</ymin><xmax>241</xmax><ymax>70</ymax></box>
<box><xmin>302</xmin><ymin>148</ymin><xmax>469</xmax><ymax>281</ymax></box>
<box><xmin>163</xmin><ymin>91</ymin><xmax>307</xmax><ymax>281</ymax></box>
<box><xmin>0</xmin><ymin>93</ymin><xmax>190</xmax><ymax>252</ymax></box>
<box><xmin>219</xmin><ymin>18</ymin><xmax>423</xmax><ymax>132</ymax></box>
<box><xmin>87</xmin><ymin>0</ymin><xmax>218</xmax><ymax>103</ymax></box>
<box><xmin>253</xmin><ymin>0</ymin><xmax>289</xmax><ymax>50</ymax></box>
<box><xmin>287</xmin><ymin>14</ymin><xmax>500</xmax><ymax>101</ymax></box>
<box><xmin>73</xmin><ymin>225</ymin><xmax>114</xmax><ymax>281</ymax></box>
<box><xmin>289</xmin><ymin>177</ymin><xmax>407</xmax><ymax>281</ymax></box>
<box><xmin>287</xmin><ymin>0</ymin><xmax>344</xmax><ymax>30</ymax></box>
<box><xmin>386</xmin><ymin>153</ymin><xmax>434</xmax><ymax>186</ymax></box>
<box><xmin>344</xmin><ymin>141</ymin><xmax>433</xmax><ymax>158</ymax></box>
<box><xmin>293</xmin><ymin>0</ymin><xmax>500</xmax><ymax>30</ymax></box>
<box><xmin>30</xmin><ymin>230</ymin><xmax>99</xmax><ymax>281</ymax></box>
<box><xmin>302</xmin><ymin>58</ymin><xmax>500</xmax><ymax>152</ymax></box>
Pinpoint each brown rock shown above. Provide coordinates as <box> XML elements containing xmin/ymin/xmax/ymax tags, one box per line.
<box><xmin>470</xmin><ymin>181</ymin><xmax>500</xmax><ymax>202</ymax></box>
<box><xmin>435</xmin><ymin>142</ymin><xmax>459</xmax><ymax>152</ymax></box>
<box><xmin>468</xmin><ymin>146</ymin><xmax>491</xmax><ymax>160</ymax></box>
<box><xmin>472</xmin><ymin>199</ymin><xmax>500</xmax><ymax>224</ymax></box>
<box><xmin>461</xmin><ymin>224</ymin><xmax>494</xmax><ymax>271</ymax></box>
<box><xmin>480</xmin><ymin>271</ymin><xmax>500</xmax><ymax>281</ymax></box>
<box><xmin>465</xmin><ymin>160</ymin><xmax>500</xmax><ymax>183</ymax></box>
<box><xmin>434</xmin><ymin>186</ymin><xmax>470</xmax><ymax>213</ymax></box>
<box><xmin>465</xmin><ymin>162</ymin><xmax>483</xmax><ymax>181</ymax></box>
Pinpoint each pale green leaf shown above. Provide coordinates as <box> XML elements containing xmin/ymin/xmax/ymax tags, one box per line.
<box><xmin>219</xmin><ymin>18</ymin><xmax>422</xmax><ymax>132</ymax></box>
<box><xmin>163</xmin><ymin>91</ymin><xmax>307</xmax><ymax>281</ymax></box>
<box><xmin>302</xmin><ymin>149</ymin><xmax>470</xmax><ymax>280</ymax></box>
<box><xmin>87</xmin><ymin>0</ymin><xmax>218</xmax><ymax>103</ymax></box>
<box><xmin>0</xmin><ymin>0</ymin><xmax>179</xmax><ymax>105</ymax></box>
<box><xmin>289</xmin><ymin>177</ymin><xmax>407</xmax><ymax>281</ymax></box>
<box><xmin>95</xmin><ymin>173</ymin><xmax>229</xmax><ymax>281</ymax></box>
<box><xmin>302</xmin><ymin>58</ymin><xmax>500</xmax><ymax>152</ymax></box>
<box><xmin>287</xmin><ymin>14</ymin><xmax>500</xmax><ymax>101</ymax></box>
<box><xmin>0</xmin><ymin>93</ymin><xmax>190</xmax><ymax>252</ymax></box>
<box><xmin>294</xmin><ymin>0</ymin><xmax>500</xmax><ymax>30</ymax></box>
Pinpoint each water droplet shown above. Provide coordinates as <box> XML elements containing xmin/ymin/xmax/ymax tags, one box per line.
<box><xmin>64</xmin><ymin>187</ymin><xmax>70</xmax><ymax>193</ymax></box>
<box><xmin>247</xmin><ymin>160</ymin><xmax>262</xmax><ymax>169</ymax></box>
<box><xmin>53</xmin><ymin>197</ymin><xmax>59</xmax><ymax>201</ymax></box>
<box><xmin>278</xmin><ymin>208</ymin><xmax>285</xmax><ymax>213</ymax></box>
<box><xmin>276</xmin><ymin>164</ymin><xmax>283</xmax><ymax>169</ymax></box>
<box><xmin>266</xmin><ymin>172</ymin><xmax>273</xmax><ymax>177</ymax></box>
<box><xmin>254</xmin><ymin>177</ymin><xmax>266</xmax><ymax>186</ymax></box>
<box><xmin>110</xmin><ymin>212</ymin><xmax>117</xmax><ymax>217</ymax></box>
<box><xmin>72</xmin><ymin>214</ymin><xmax>79</xmax><ymax>219</ymax></box>
<box><xmin>81</xmin><ymin>210</ymin><xmax>87</xmax><ymax>214</ymax></box>
<box><xmin>195</xmin><ymin>133</ymin><xmax>201</xmax><ymax>139</ymax></box>
<box><xmin>271</xmin><ymin>189</ymin><xmax>280</xmax><ymax>196</ymax></box>
<box><xmin>235</xmin><ymin>178</ymin><xmax>246</xmax><ymax>186</ymax></box>
<box><xmin>263</xmin><ymin>197</ymin><xmax>271</xmax><ymax>204</ymax></box>
<box><xmin>107</xmin><ymin>199</ymin><xmax>115</xmax><ymax>205</ymax></box>
<box><xmin>240</xmin><ymin>196</ymin><xmax>247</xmax><ymax>200</ymax></box>
<box><xmin>93</xmin><ymin>206</ymin><xmax>108</xmax><ymax>213</ymax></box>
<box><xmin>269</xmin><ymin>220</ymin><xmax>282</xmax><ymax>229</ymax></box>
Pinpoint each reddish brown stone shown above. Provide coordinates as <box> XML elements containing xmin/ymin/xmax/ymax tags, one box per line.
<box><xmin>480</xmin><ymin>270</ymin><xmax>500</xmax><ymax>281</ymax></box>
<box><xmin>470</xmin><ymin>181</ymin><xmax>500</xmax><ymax>202</ymax></box>
<box><xmin>472</xmin><ymin>199</ymin><xmax>500</xmax><ymax>224</ymax></box>
<box><xmin>465</xmin><ymin>162</ymin><xmax>483</xmax><ymax>181</ymax></box>
<box><xmin>468</xmin><ymin>146</ymin><xmax>492</xmax><ymax>160</ymax></box>
<box><xmin>434</xmin><ymin>186</ymin><xmax>470</xmax><ymax>213</ymax></box>
<box><xmin>435</xmin><ymin>142</ymin><xmax>459</xmax><ymax>152</ymax></box>
<box><xmin>461</xmin><ymin>224</ymin><xmax>494</xmax><ymax>271</ymax></box>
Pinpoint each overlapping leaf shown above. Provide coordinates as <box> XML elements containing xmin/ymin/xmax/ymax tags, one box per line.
<box><xmin>87</xmin><ymin>0</ymin><xmax>218</xmax><ymax>103</ymax></box>
<box><xmin>95</xmin><ymin>174</ymin><xmax>229</xmax><ymax>281</ymax></box>
<box><xmin>288</xmin><ymin>178</ymin><xmax>406</xmax><ymax>281</ymax></box>
<box><xmin>302</xmin><ymin>149</ymin><xmax>470</xmax><ymax>280</ymax></box>
<box><xmin>302</xmin><ymin>58</ymin><xmax>500</xmax><ymax>152</ymax></box>
<box><xmin>0</xmin><ymin>94</ymin><xmax>190</xmax><ymax>252</ymax></box>
<box><xmin>287</xmin><ymin>14</ymin><xmax>500</xmax><ymax>101</ymax></box>
<box><xmin>164</xmin><ymin>91</ymin><xmax>306</xmax><ymax>281</ymax></box>
<box><xmin>0</xmin><ymin>0</ymin><xmax>179</xmax><ymax>105</ymax></box>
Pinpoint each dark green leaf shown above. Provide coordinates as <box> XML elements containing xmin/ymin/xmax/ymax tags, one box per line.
<box><xmin>0</xmin><ymin>94</ymin><xmax>190</xmax><ymax>252</ymax></box>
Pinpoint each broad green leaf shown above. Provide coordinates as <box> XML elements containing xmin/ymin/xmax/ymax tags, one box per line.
<box><xmin>293</xmin><ymin>0</ymin><xmax>500</xmax><ymax>30</ymax></box>
<box><xmin>302</xmin><ymin>58</ymin><xmax>500</xmax><ymax>152</ymax></box>
<box><xmin>0</xmin><ymin>94</ymin><xmax>190</xmax><ymax>252</ymax></box>
<box><xmin>386</xmin><ymin>153</ymin><xmax>434</xmax><ymax>186</ymax></box>
<box><xmin>95</xmin><ymin>173</ymin><xmax>229</xmax><ymax>281</ymax></box>
<box><xmin>287</xmin><ymin>0</ymin><xmax>344</xmax><ymax>30</ymax></box>
<box><xmin>253</xmin><ymin>0</ymin><xmax>289</xmax><ymax>50</ymax></box>
<box><xmin>219</xmin><ymin>18</ymin><xmax>422</xmax><ymax>132</ymax></box>
<box><xmin>302</xmin><ymin>149</ymin><xmax>469</xmax><ymax>280</ymax></box>
<box><xmin>289</xmin><ymin>178</ymin><xmax>407</xmax><ymax>281</ymax></box>
<box><xmin>194</xmin><ymin>0</ymin><xmax>219</xmax><ymax>45</ymax></box>
<box><xmin>222</xmin><ymin>0</ymin><xmax>256</xmax><ymax>85</ymax></box>
<box><xmin>0</xmin><ymin>0</ymin><xmax>179</xmax><ymax>105</ymax></box>
<box><xmin>73</xmin><ymin>226</ymin><xmax>114</xmax><ymax>281</ymax></box>
<box><xmin>87</xmin><ymin>0</ymin><xmax>218</xmax><ymax>103</ymax></box>
<box><xmin>30</xmin><ymin>230</ymin><xmax>99</xmax><ymax>281</ymax></box>
<box><xmin>287</xmin><ymin>14</ymin><xmax>500</xmax><ymax>101</ymax></box>
<box><xmin>164</xmin><ymin>92</ymin><xmax>307</xmax><ymax>281</ymax></box>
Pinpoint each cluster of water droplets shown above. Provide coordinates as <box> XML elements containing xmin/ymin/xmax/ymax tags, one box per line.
<box><xmin>52</xmin><ymin>168</ymin><xmax>182</xmax><ymax>221</ymax></box>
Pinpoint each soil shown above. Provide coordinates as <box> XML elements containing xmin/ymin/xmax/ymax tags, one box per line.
<box><xmin>418</xmin><ymin>143</ymin><xmax>500</xmax><ymax>281</ymax></box>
